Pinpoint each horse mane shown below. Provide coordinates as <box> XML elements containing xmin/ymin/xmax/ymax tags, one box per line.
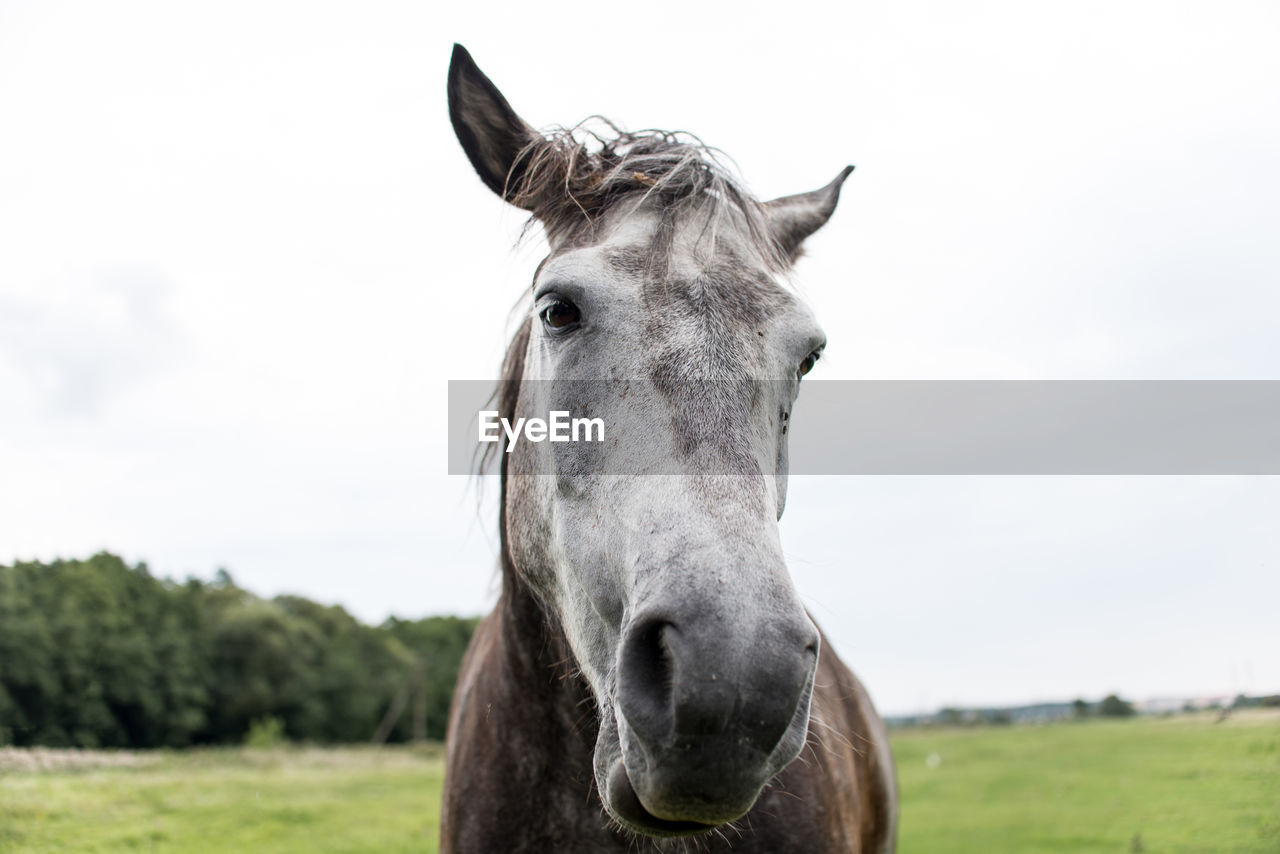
<box><xmin>453</xmin><ymin>312</ymin><xmax>527</xmax><ymax>581</ymax></box>
<box><xmin>508</xmin><ymin>120</ymin><xmax>786</xmax><ymax>270</ymax></box>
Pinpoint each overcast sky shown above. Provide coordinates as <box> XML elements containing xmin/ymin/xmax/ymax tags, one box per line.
<box><xmin>1</xmin><ymin>0</ymin><xmax>1277</xmax><ymax>715</ymax></box>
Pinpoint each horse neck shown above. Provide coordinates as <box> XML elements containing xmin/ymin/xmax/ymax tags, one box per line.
<box><xmin>496</xmin><ymin>552</ymin><xmax>572</xmax><ymax>679</ymax></box>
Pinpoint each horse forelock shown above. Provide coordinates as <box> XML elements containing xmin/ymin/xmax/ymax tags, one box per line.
<box><xmin>508</xmin><ymin>120</ymin><xmax>788</xmax><ymax>271</ymax></box>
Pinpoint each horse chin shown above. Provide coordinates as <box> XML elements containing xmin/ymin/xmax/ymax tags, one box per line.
<box><xmin>592</xmin><ymin>708</ymin><xmax>713</xmax><ymax>838</ymax></box>
<box><xmin>603</xmin><ymin>759</ymin><xmax>726</xmax><ymax>838</ymax></box>
<box><xmin>593</xmin><ymin>699</ymin><xmax>804</xmax><ymax>838</ymax></box>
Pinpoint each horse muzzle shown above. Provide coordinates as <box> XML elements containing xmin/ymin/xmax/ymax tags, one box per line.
<box><xmin>598</xmin><ymin>609</ymin><xmax>819</xmax><ymax>834</ymax></box>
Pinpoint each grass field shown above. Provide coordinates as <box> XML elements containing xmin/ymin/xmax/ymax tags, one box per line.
<box><xmin>1</xmin><ymin>712</ymin><xmax>1276</xmax><ymax>852</ymax></box>
<box><xmin>0</xmin><ymin>745</ymin><xmax>445</xmax><ymax>853</ymax></box>
<box><xmin>891</xmin><ymin>710</ymin><xmax>1280</xmax><ymax>853</ymax></box>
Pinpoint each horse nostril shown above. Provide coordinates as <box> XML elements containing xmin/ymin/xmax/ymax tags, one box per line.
<box><xmin>617</xmin><ymin>617</ymin><xmax>677</xmax><ymax>744</ymax></box>
<box><xmin>798</xmin><ymin>622</ymin><xmax>820</xmax><ymax>662</ymax></box>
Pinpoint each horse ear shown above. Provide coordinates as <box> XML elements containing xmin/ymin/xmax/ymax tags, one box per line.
<box><xmin>448</xmin><ymin>44</ymin><xmax>542</xmax><ymax>207</ymax></box>
<box><xmin>764</xmin><ymin>166</ymin><xmax>855</xmax><ymax>261</ymax></box>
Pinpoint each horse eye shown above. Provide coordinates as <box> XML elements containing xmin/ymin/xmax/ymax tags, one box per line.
<box><xmin>541</xmin><ymin>300</ymin><xmax>581</xmax><ymax>331</ymax></box>
<box><xmin>798</xmin><ymin>349</ymin><xmax>821</xmax><ymax>377</ymax></box>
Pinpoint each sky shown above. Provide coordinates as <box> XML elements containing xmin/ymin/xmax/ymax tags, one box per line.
<box><xmin>1</xmin><ymin>0</ymin><xmax>1277</xmax><ymax>716</ymax></box>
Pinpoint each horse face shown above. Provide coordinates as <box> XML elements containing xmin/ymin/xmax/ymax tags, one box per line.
<box><xmin>448</xmin><ymin>45</ymin><xmax>852</xmax><ymax>837</ymax></box>
<box><xmin>502</xmin><ymin>205</ymin><xmax>834</xmax><ymax>834</ymax></box>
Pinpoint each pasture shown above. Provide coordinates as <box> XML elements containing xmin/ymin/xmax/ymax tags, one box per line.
<box><xmin>1</xmin><ymin>712</ymin><xmax>1276</xmax><ymax>853</ymax></box>
<box><xmin>0</xmin><ymin>745</ymin><xmax>445</xmax><ymax>853</ymax></box>
<box><xmin>892</xmin><ymin>710</ymin><xmax>1280</xmax><ymax>853</ymax></box>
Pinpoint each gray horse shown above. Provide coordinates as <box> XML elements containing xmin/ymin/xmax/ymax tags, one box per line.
<box><xmin>441</xmin><ymin>44</ymin><xmax>897</xmax><ymax>852</ymax></box>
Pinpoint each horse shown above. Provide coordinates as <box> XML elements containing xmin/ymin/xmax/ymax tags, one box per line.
<box><xmin>440</xmin><ymin>44</ymin><xmax>898</xmax><ymax>853</ymax></box>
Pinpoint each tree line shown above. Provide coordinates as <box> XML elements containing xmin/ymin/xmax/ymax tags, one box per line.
<box><xmin>0</xmin><ymin>553</ymin><xmax>478</xmax><ymax>748</ymax></box>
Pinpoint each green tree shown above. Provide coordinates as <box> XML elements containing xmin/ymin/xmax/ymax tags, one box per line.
<box><xmin>383</xmin><ymin>616</ymin><xmax>481</xmax><ymax>741</ymax></box>
<box><xmin>935</xmin><ymin>707</ymin><xmax>964</xmax><ymax>726</ymax></box>
<box><xmin>0</xmin><ymin>554</ymin><xmax>479</xmax><ymax>748</ymax></box>
<box><xmin>1099</xmin><ymin>694</ymin><xmax>1136</xmax><ymax>717</ymax></box>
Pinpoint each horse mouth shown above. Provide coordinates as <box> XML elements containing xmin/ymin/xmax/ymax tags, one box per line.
<box><xmin>594</xmin><ymin>638</ymin><xmax>818</xmax><ymax>838</ymax></box>
<box><xmin>604</xmin><ymin>758</ymin><xmax>725</xmax><ymax>838</ymax></box>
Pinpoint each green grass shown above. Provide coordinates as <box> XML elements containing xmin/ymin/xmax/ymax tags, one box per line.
<box><xmin>0</xmin><ymin>746</ymin><xmax>444</xmax><ymax>853</ymax></box>
<box><xmin>1</xmin><ymin>712</ymin><xmax>1276</xmax><ymax>852</ymax></box>
<box><xmin>892</xmin><ymin>710</ymin><xmax>1280</xmax><ymax>853</ymax></box>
